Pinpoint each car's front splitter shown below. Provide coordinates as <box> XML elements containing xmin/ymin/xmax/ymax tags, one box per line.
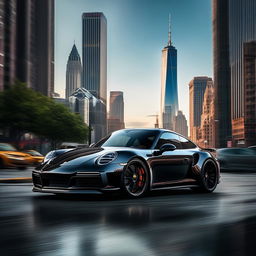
<box><xmin>32</xmin><ymin>186</ymin><xmax>120</xmax><ymax>194</ymax></box>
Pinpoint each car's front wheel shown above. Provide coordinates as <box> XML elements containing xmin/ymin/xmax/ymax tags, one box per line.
<box><xmin>121</xmin><ymin>158</ymin><xmax>150</xmax><ymax>198</ymax></box>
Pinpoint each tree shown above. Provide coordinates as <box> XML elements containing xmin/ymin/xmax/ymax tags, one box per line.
<box><xmin>0</xmin><ymin>81</ymin><xmax>88</xmax><ymax>146</ymax></box>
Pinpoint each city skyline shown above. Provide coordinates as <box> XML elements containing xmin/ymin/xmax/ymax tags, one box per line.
<box><xmin>55</xmin><ymin>0</ymin><xmax>212</xmax><ymax>129</ymax></box>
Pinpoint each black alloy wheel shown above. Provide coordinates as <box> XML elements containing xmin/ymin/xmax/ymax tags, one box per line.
<box><xmin>122</xmin><ymin>158</ymin><xmax>149</xmax><ymax>198</ymax></box>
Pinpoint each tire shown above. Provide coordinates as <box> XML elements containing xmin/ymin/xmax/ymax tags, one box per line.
<box><xmin>121</xmin><ymin>158</ymin><xmax>150</xmax><ymax>198</ymax></box>
<box><xmin>195</xmin><ymin>159</ymin><xmax>218</xmax><ymax>193</ymax></box>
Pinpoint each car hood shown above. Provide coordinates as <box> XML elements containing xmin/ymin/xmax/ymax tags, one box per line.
<box><xmin>40</xmin><ymin>147</ymin><xmax>105</xmax><ymax>171</ymax></box>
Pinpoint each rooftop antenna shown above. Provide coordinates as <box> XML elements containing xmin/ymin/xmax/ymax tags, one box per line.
<box><xmin>168</xmin><ymin>13</ymin><xmax>172</xmax><ymax>46</ymax></box>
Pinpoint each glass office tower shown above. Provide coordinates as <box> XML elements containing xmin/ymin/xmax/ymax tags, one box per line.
<box><xmin>82</xmin><ymin>12</ymin><xmax>107</xmax><ymax>103</ymax></box>
<box><xmin>160</xmin><ymin>21</ymin><xmax>178</xmax><ymax>130</ymax></box>
<box><xmin>229</xmin><ymin>0</ymin><xmax>256</xmax><ymax>146</ymax></box>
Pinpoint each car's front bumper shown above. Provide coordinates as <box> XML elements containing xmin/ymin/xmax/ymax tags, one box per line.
<box><xmin>32</xmin><ymin>169</ymin><xmax>122</xmax><ymax>194</ymax></box>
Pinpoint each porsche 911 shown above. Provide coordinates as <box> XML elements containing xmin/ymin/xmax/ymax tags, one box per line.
<box><xmin>32</xmin><ymin>129</ymin><xmax>220</xmax><ymax>198</ymax></box>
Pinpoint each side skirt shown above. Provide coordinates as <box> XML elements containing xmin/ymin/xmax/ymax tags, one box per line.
<box><xmin>151</xmin><ymin>184</ymin><xmax>199</xmax><ymax>191</ymax></box>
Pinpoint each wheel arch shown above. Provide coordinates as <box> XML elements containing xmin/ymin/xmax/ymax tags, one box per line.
<box><xmin>125</xmin><ymin>155</ymin><xmax>153</xmax><ymax>189</ymax></box>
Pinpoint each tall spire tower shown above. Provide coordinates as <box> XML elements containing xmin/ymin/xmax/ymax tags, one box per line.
<box><xmin>168</xmin><ymin>14</ymin><xmax>172</xmax><ymax>46</ymax></box>
<box><xmin>66</xmin><ymin>44</ymin><xmax>82</xmax><ymax>99</ymax></box>
<box><xmin>160</xmin><ymin>15</ymin><xmax>179</xmax><ymax>130</ymax></box>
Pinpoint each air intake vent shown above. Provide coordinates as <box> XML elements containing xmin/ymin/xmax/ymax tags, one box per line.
<box><xmin>97</xmin><ymin>152</ymin><xmax>117</xmax><ymax>165</ymax></box>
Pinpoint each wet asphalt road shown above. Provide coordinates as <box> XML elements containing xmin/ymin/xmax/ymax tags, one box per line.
<box><xmin>0</xmin><ymin>171</ymin><xmax>256</xmax><ymax>256</ymax></box>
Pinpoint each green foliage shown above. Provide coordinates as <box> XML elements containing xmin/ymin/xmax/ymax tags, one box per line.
<box><xmin>0</xmin><ymin>81</ymin><xmax>88</xmax><ymax>143</ymax></box>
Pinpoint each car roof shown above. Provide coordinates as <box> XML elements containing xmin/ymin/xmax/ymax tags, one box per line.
<box><xmin>114</xmin><ymin>128</ymin><xmax>185</xmax><ymax>137</ymax></box>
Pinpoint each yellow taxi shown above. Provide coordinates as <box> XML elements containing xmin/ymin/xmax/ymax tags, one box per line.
<box><xmin>23</xmin><ymin>150</ymin><xmax>44</xmax><ymax>166</ymax></box>
<box><xmin>0</xmin><ymin>143</ymin><xmax>34</xmax><ymax>169</ymax></box>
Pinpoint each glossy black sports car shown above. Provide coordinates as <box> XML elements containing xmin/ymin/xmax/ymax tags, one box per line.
<box><xmin>32</xmin><ymin>129</ymin><xmax>220</xmax><ymax>198</ymax></box>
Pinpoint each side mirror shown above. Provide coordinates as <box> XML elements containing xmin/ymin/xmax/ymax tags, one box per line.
<box><xmin>160</xmin><ymin>143</ymin><xmax>176</xmax><ymax>153</ymax></box>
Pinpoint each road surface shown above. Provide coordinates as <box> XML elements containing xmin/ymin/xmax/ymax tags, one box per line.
<box><xmin>0</xmin><ymin>170</ymin><xmax>256</xmax><ymax>256</ymax></box>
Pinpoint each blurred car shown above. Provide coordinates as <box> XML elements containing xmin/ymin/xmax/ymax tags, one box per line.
<box><xmin>0</xmin><ymin>143</ymin><xmax>34</xmax><ymax>169</ymax></box>
<box><xmin>23</xmin><ymin>150</ymin><xmax>44</xmax><ymax>166</ymax></box>
<box><xmin>216</xmin><ymin>148</ymin><xmax>256</xmax><ymax>172</ymax></box>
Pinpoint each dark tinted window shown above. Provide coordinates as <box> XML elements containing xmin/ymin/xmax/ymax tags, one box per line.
<box><xmin>179</xmin><ymin>136</ymin><xmax>197</xmax><ymax>149</ymax></box>
<box><xmin>155</xmin><ymin>132</ymin><xmax>181</xmax><ymax>149</ymax></box>
<box><xmin>96</xmin><ymin>130</ymin><xmax>159</xmax><ymax>149</ymax></box>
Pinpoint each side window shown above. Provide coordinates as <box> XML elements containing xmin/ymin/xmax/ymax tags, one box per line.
<box><xmin>179</xmin><ymin>136</ymin><xmax>197</xmax><ymax>149</ymax></box>
<box><xmin>156</xmin><ymin>132</ymin><xmax>181</xmax><ymax>149</ymax></box>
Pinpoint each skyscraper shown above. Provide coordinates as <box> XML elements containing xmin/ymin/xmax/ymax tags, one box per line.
<box><xmin>69</xmin><ymin>88</ymin><xmax>107</xmax><ymax>143</ymax></box>
<box><xmin>82</xmin><ymin>12</ymin><xmax>107</xmax><ymax>141</ymax></box>
<box><xmin>243</xmin><ymin>41</ymin><xmax>256</xmax><ymax>146</ymax></box>
<box><xmin>108</xmin><ymin>91</ymin><xmax>125</xmax><ymax>133</ymax></box>
<box><xmin>199</xmin><ymin>82</ymin><xmax>215</xmax><ymax>148</ymax></box>
<box><xmin>229</xmin><ymin>0</ymin><xmax>256</xmax><ymax>146</ymax></box>
<box><xmin>82</xmin><ymin>12</ymin><xmax>107</xmax><ymax>102</ymax></box>
<box><xmin>109</xmin><ymin>91</ymin><xmax>124</xmax><ymax>124</ymax></box>
<box><xmin>0</xmin><ymin>0</ymin><xmax>5</xmax><ymax>91</ymax></box>
<box><xmin>66</xmin><ymin>44</ymin><xmax>82</xmax><ymax>99</ymax></box>
<box><xmin>212</xmin><ymin>0</ymin><xmax>231</xmax><ymax>148</ymax></box>
<box><xmin>189</xmin><ymin>77</ymin><xmax>212</xmax><ymax>143</ymax></box>
<box><xmin>213</xmin><ymin>0</ymin><xmax>256</xmax><ymax>147</ymax></box>
<box><xmin>174</xmin><ymin>111</ymin><xmax>188</xmax><ymax>137</ymax></box>
<box><xmin>0</xmin><ymin>0</ymin><xmax>55</xmax><ymax>96</ymax></box>
<box><xmin>1</xmin><ymin>0</ymin><xmax>16</xmax><ymax>88</ymax></box>
<box><xmin>160</xmin><ymin>17</ymin><xmax>178</xmax><ymax>130</ymax></box>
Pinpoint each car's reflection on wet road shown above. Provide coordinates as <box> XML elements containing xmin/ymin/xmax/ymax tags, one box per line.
<box><xmin>0</xmin><ymin>173</ymin><xmax>256</xmax><ymax>256</ymax></box>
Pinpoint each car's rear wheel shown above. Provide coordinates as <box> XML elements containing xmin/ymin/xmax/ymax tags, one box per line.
<box><xmin>194</xmin><ymin>159</ymin><xmax>218</xmax><ymax>193</ymax></box>
<box><xmin>121</xmin><ymin>158</ymin><xmax>149</xmax><ymax>198</ymax></box>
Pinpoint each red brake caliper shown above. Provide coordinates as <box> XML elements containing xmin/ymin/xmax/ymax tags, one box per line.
<box><xmin>137</xmin><ymin>167</ymin><xmax>144</xmax><ymax>187</ymax></box>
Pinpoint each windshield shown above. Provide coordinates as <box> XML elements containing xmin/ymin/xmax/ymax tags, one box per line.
<box><xmin>0</xmin><ymin>143</ymin><xmax>17</xmax><ymax>151</ymax></box>
<box><xmin>95</xmin><ymin>130</ymin><xmax>159</xmax><ymax>149</ymax></box>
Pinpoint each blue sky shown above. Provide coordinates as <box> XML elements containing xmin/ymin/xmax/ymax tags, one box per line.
<box><xmin>55</xmin><ymin>0</ymin><xmax>212</xmax><ymax>128</ymax></box>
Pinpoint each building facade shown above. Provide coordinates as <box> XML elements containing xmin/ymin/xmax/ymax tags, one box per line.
<box><xmin>229</xmin><ymin>0</ymin><xmax>256</xmax><ymax>146</ymax></box>
<box><xmin>66</xmin><ymin>44</ymin><xmax>82</xmax><ymax>99</ymax></box>
<box><xmin>0</xmin><ymin>0</ymin><xmax>5</xmax><ymax>91</ymax></box>
<box><xmin>82</xmin><ymin>12</ymin><xmax>107</xmax><ymax>141</ymax></box>
<box><xmin>160</xmin><ymin>19</ymin><xmax>178</xmax><ymax>130</ymax></box>
<box><xmin>174</xmin><ymin>110</ymin><xmax>188</xmax><ymax>137</ymax></box>
<box><xmin>243</xmin><ymin>41</ymin><xmax>256</xmax><ymax>146</ymax></box>
<box><xmin>0</xmin><ymin>0</ymin><xmax>54</xmax><ymax>96</ymax></box>
<box><xmin>82</xmin><ymin>12</ymin><xmax>107</xmax><ymax>103</ymax></box>
<box><xmin>108</xmin><ymin>91</ymin><xmax>125</xmax><ymax>133</ymax></box>
<box><xmin>69</xmin><ymin>88</ymin><xmax>106</xmax><ymax>144</ymax></box>
<box><xmin>212</xmin><ymin>0</ymin><xmax>232</xmax><ymax>148</ymax></box>
<box><xmin>198</xmin><ymin>82</ymin><xmax>215</xmax><ymax>148</ymax></box>
<box><xmin>189</xmin><ymin>77</ymin><xmax>212</xmax><ymax>143</ymax></box>
<box><xmin>213</xmin><ymin>0</ymin><xmax>256</xmax><ymax>147</ymax></box>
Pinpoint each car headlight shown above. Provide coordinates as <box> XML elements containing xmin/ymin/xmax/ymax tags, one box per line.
<box><xmin>43</xmin><ymin>151</ymin><xmax>55</xmax><ymax>163</ymax></box>
<box><xmin>97</xmin><ymin>152</ymin><xmax>117</xmax><ymax>165</ymax></box>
